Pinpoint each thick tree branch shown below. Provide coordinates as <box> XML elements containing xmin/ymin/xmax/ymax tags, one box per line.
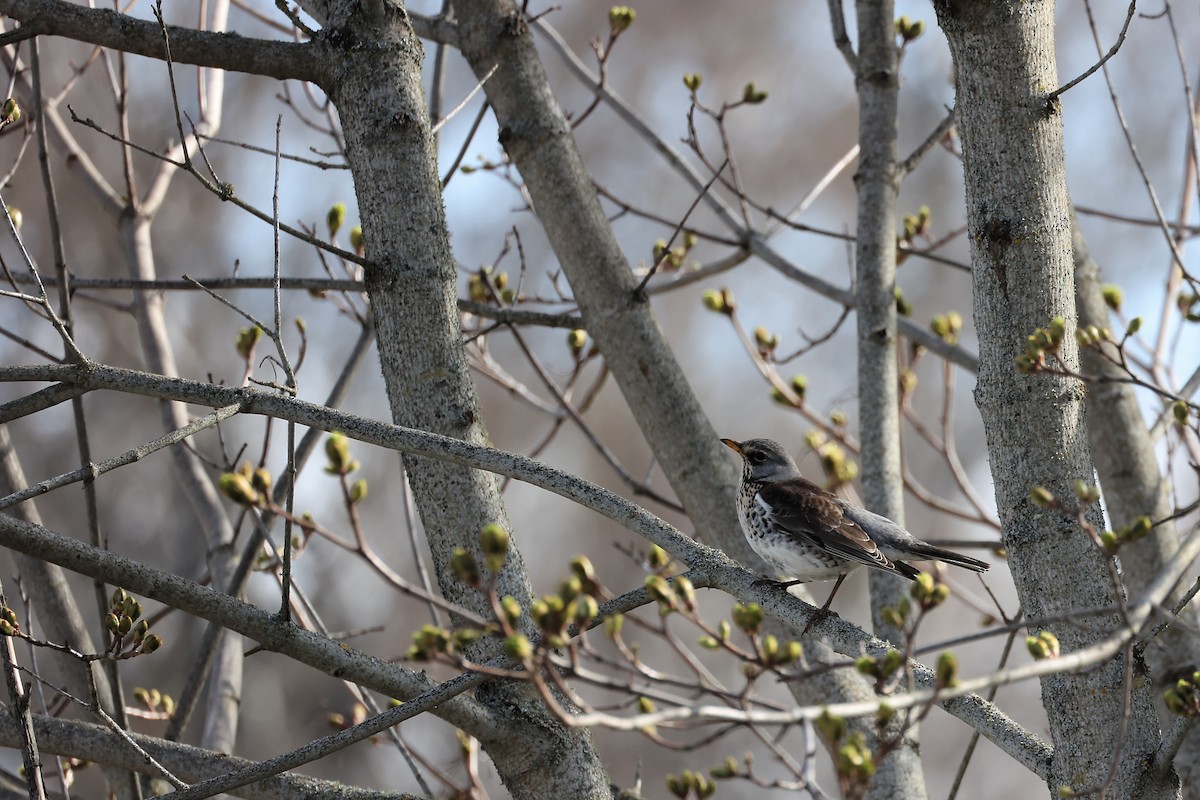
<box><xmin>0</xmin><ymin>0</ymin><xmax>324</xmax><ymax>84</ymax></box>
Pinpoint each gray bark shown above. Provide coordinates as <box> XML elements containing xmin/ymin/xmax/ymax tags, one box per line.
<box><xmin>314</xmin><ymin>2</ymin><xmax>609</xmax><ymax>796</ymax></box>
<box><xmin>853</xmin><ymin>0</ymin><xmax>925</xmax><ymax>796</ymax></box>
<box><xmin>1073</xmin><ymin>214</ymin><xmax>1200</xmax><ymax>795</ymax></box>
<box><xmin>933</xmin><ymin>1</ymin><xmax>1171</xmax><ymax>796</ymax></box>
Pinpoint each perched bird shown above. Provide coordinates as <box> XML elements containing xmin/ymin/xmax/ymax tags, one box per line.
<box><xmin>722</xmin><ymin>438</ymin><xmax>988</xmax><ymax>612</ymax></box>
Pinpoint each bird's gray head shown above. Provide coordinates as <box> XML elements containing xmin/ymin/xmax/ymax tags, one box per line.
<box><xmin>721</xmin><ymin>438</ymin><xmax>802</xmax><ymax>482</ymax></box>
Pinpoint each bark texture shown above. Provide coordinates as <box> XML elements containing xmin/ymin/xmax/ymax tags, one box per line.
<box><xmin>933</xmin><ymin>2</ymin><xmax>1172</xmax><ymax>796</ymax></box>
<box><xmin>853</xmin><ymin>1</ymin><xmax>925</xmax><ymax>796</ymax></box>
<box><xmin>315</xmin><ymin>2</ymin><xmax>609</xmax><ymax>795</ymax></box>
<box><xmin>1073</xmin><ymin>215</ymin><xmax>1200</xmax><ymax>795</ymax></box>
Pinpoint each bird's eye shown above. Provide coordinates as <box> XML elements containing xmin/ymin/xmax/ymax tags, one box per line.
<box><xmin>748</xmin><ymin>451</ymin><xmax>766</xmax><ymax>464</ymax></box>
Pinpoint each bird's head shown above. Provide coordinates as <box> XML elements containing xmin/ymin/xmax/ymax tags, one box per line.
<box><xmin>720</xmin><ymin>438</ymin><xmax>802</xmax><ymax>482</ymax></box>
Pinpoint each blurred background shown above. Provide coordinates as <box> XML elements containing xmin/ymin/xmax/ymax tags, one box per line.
<box><xmin>1</xmin><ymin>0</ymin><xmax>1196</xmax><ymax>796</ymax></box>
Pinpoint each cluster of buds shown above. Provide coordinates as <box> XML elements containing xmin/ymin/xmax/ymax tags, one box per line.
<box><xmin>1026</xmin><ymin>630</ymin><xmax>1060</xmax><ymax>660</ymax></box>
<box><xmin>753</xmin><ymin>325</ymin><xmax>780</xmax><ymax>357</ymax></box>
<box><xmin>1164</xmin><ymin>671</ymin><xmax>1200</xmax><ymax>716</ymax></box>
<box><xmin>106</xmin><ymin>589</ymin><xmax>162</xmax><ymax>654</ymax></box>
<box><xmin>1014</xmin><ymin>318</ymin><xmax>1067</xmax><ymax>373</ymax></box>
<box><xmin>894</xmin><ymin>15</ymin><xmax>925</xmax><ymax>42</ymax></box>
<box><xmin>651</xmin><ymin>231</ymin><xmax>698</xmax><ymax>272</ymax></box>
<box><xmin>0</xmin><ymin>605</ymin><xmax>19</xmax><ymax>636</ymax></box>
<box><xmin>467</xmin><ymin>266</ymin><xmax>514</xmax><ymax>304</ymax></box>
<box><xmin>730</xmin><ymin>602</ymin><xmax>764</xmax><ymax>635</ymax></box>
<box><xmin>901</xmin><ymin>205</ymin><xmax>932</xmax><ymax>244</ymax></box>
<box><xmin>644</xmin><ymin>574</ymin><xmax>697</xmax><ymax>615</ymax></box>
<box><xmin>1098</xmin><ymin>515</ymin><xmax>1153</xmax><ymax>553</ymax></box>
<box><xmin>757</xmin><ymin>633</ymin><xmax>802</xmax><ymax>669</ymax></box>
<box><xmin>219</xmin><ymin>462</ymin><xmax>272</xmax><ymax>507</ymax></box>
<box><xmin>666</xmin><ymin>769</ymin><xmax>716</xmax><ymax>799</ymax></box>
<box><xmin>880</xmin><ymin>596</ymin><xmax>911</xmax><ymax>630</ymax></box>
<box><xmin>532</xmin><ymin>569</ymin><xmax>600</xmax><ymax>648</ymax></box>
<box><xmin>708</xmin><ymin>755</ymin><xmax>743</xmax><ymax>780</ymax></box>
<box><xmin>608</xmin><ymin>5</ymin><xmax>635</xmax><ymax>33</ymax></box>
<box><xmin>741</xmin><ymin>82</ymin><xmax>768</xmax><ymax>104</ymax></box>
<box><xmin>930</xmin><ymin>311</ymin><xmax>964</xmax><ymax>345</ymax></box>
<box><xmin>815</xmin><ymin>710</ymin><xmax>876</xmax><ymax>788</ymax></box>
<box><xmin>910</xmin><ymin>572</ymin><xmax>950</xmax><ymax>610</ymax></box>
<box><xmin>855</xmin><ymin>648</ymin><xmax>906</xmax><ymax>688</ymax></box>
<box><xmin>769</xmin><ymin>374</ymin><xmax>807</xmax><ymax>406</ymax></box>
<box><xmin>805</xmin><ymin>429</ymin><xmax>858</xmax><ymax>489</ymax></box>
<box><xmin>450</xmin><ymin>524</ymin><xmax>513</xmax><ymax>587</ymax></box>
<box><xmin>133</xmin><ymin>687</ymin><xmax>176</xmax><ymax>717</ymax></box>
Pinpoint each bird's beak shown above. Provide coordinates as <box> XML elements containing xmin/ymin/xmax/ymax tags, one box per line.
<box><xmin>720</xmin><ymin>438</ymin><xmax>743</xmax><ymax>455</ymax></box>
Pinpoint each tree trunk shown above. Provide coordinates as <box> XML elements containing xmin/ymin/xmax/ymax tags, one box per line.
<box><xmin>854</xmin><ymin>0</ymin><xmax>925</xmax><ymax>796</ymax></box>
<box><xmin>1073</xmin><ymin>213</ymin><xmax>1199</xmax><ymax>796</ymax></box>
<box><xmin>933</xmin><ymin>1</ymin><xmax>1171</xmax><ymax>796</ymax></box>
<box><xmin>317</xmin><ymin>1</ymin><xmax>609</xmax><ymax>795</ymax></box>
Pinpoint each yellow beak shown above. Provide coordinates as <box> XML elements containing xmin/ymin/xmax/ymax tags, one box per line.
<box><xmin>720</xmin><ymin>438</ymin><xmax>743</xmax><ymax>455</ymax></box>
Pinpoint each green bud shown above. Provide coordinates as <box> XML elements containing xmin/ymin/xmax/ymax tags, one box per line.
<box><xmin>1072</xmin><ymin>479</ymin><xmax>1100</xmax><ymax>504</ymax></box>
<box><xmin>567</xmin><ymin>329</ymin><xmax>588</xmax><ymax>357</ymax></box>
<box><xmin>133</xmin><ymin>619</ymin><xmax>150</xmax><ymax>643</ymax></box>
<box><xmin>698</xmin><ymin>636</ymin><xmax>719</xmax><ymax>649</ymax></box>
<box><xmin>140</xmin><ymin>634</ymin><xmax>163</xmax><ymax>653</ymax></box>
<box><xmin>235</xmin><ymin>326</ymin><xmax>262</xmax><ymax>360</ymax></box>
<box><xmin>754</xmin><ymin>326</ymin><xmax>779</xmax><ymax>352</ymax></box>
<box><xmin>742</xmin><ymin>81</ymin><xmax>768</xmax><ymax>104</ymax></box>
<box><xmin>1173</xmin><ymin>401</ymin><xmax>1190</xmax><ymax>426</ymax></box>
<box><xmin>731</xmin><ymin>602</ymin><xmax>764</xmax><ymax>634</ymax></box>
<box><xmin>674</xmin><ymin>576</ymin><xmax>697</xmax><ymax>611</ymax></box>
<box><xmin>559</xmin><ymin>575</ymin><xmax>583</xmax><ymax>603</ymax></box>
<box><xmin>702</xmin><ymin>289</ymin><xmax>726</xmax><ymax>313</ymax></box>
<box><xmin>1126</xmin><ymin>316</ymin><xmax>1142</xmax><ymax>336</ymax></box>
<box><xmin>500</xmin><ymin>595</ymin><xmax>522</xmax><ymax>626</ymax></box>
<box><xmin>710</xmin><ymin>756</ymin><xmax>738</xmax><ymax>779</ymax></box>
<box><xmin>683</xmin><ymin>72</ymin><xmax>703</xmax><ymax>91</ymax></box>
<box><xmin>855</xmin><ymin>655</ymin><xmax>879</xmax><ymax>677</ymax></box>
<box><xmin>647</xmin><ymin>544</ymin><xmax>671</xmax><ymax>570</ymax></box>
<box><xmin>645</xmin><ymin>575</ymin><xmax>676</xmax><ymax>610</ymax></box>
<box><xmin>349</xmin><ymin>225</ymin><xmax>364</xmax><ymax>254</ymax></box>
<box><xmin>5</xmin><ymin>206</ymin><xmax>21</xmax><ymax>231</ymax></box>
<box><xmin>251</xmin><ymin>467</ymin><xmax>272</xmax><ymax>493</ymax></box>
<box><xmin>0</xmin><ymin>620</ymin><xmax>13</xmax><ymax>636</ymax></box>
<box><xmin>880</xmin><ymin>649</ymin><xmax>904</xmax><ymax>676</ymax></box>
<box><xmin>349</xmin><ymin>478</ymin><xmax>368</xmax><ymax>504</ymax></box>
<box><xmin>1</xmin><ymin>97</ymin><xmax>20</xmax><ymax>124</ymax></box>
<box><xmin>936</xmin><ymin>651</ymin><xmax>958</xmax><ymax>688</ymax></box>
<box><xmin>450</xmin><ymin>548</ymin><xmax>481</xmax><ymax>588</ymax></box>
<box><xmin>327</xmin><ymin>202</ymin><xmax>347</xmax><ymax>237</ymax></box>
<box><xmin>569</xmin><ymin>594</ymin><xmax>599</xmax><ymax>625</ymax></box>
<box><xmin>1101</xmin><ymin>284</ymin><xmax>1123</xmax><ymax>310</ymax></box>
<box><xmin>504</xmin><ymin>634</ymin><xmax>533</xmax><ymax>662</ymax></box>
<box><xmin>1126</xmin><ymin>515</ymin><xmax>1153</xmax><ymax>541</ymax></box>
<box><xmin>479</xmin><ymin>524</ymin><xmax>510</xmax><ymax>572</ymax></box>
<box><xmin>604</xmin><ymin>612</ymin><xmax>624</xmax><ymax>639</ymax></box>
<box><xmin>815</xmin><ymin>709</ymin><xmax>846</xmax><ymax>743</ymax></box>
<box><xmin>1099</xmin><ymin>529</ymin><xmax>1118</xmax><ymax>552</ymax></box>
<box><xmin>877</xmin><ymin>702</ymin><xmax>896</xmax><ymax>725</ymax></box>
<box><xmin>324</xmin><ymin>432</ymin><xmax>352</xmax><ymax>474</ymax></box>
<box><xmin>218</xmin><ymin>472</ymin><xmax>260</xmax><ymax>506</ymax></box>
<box><xmin>638</xmin><ymin>696</ymin><xmax>656</xmax><ymax>714</ymax></box>
<box><xmin>789</xmin><ymin>374</ymin><xmax>808</xmax><ymax>400</ymax></box>
<box><xmin>666</xmin><ymin>774</ymin><xmax>688</xmax><ymax>799</ymax></box>
<box><xmin>894</xmin><ymin>287</ymin><xmax>912</xmax><ymax>317</ymax></box>
<box><xmin>608</xmin><ymin>5</ymin><xmax>636</xmax><ymax>32</ymax></box>
<box><xmin>1029</xmin><ymin>486</ymin><xmax>1055</xmax><ymax>509</ymax></box>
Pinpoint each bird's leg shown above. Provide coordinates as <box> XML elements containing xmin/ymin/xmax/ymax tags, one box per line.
<box><xmin>800</xmin><ymin>574</ymin><xmax>846</xmax><ymax>636</ymax></box>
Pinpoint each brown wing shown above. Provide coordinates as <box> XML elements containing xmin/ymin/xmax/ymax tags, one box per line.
<box><xmin>757</xmin><ymin>478</ymin><xmax>918</xmax><ymax>578</ymax></box>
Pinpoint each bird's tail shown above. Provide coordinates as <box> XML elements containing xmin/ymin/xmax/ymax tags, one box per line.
<box><xmin>901</xmin><ymin>542</ymin><xmax>990</xmax><ymax>573</ymax></box>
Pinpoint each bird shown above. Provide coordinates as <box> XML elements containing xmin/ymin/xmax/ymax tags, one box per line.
<box><xmin>721</xmin><ymin>438</ymin><xmax>988</xmax><ymax>619</ymax></box>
